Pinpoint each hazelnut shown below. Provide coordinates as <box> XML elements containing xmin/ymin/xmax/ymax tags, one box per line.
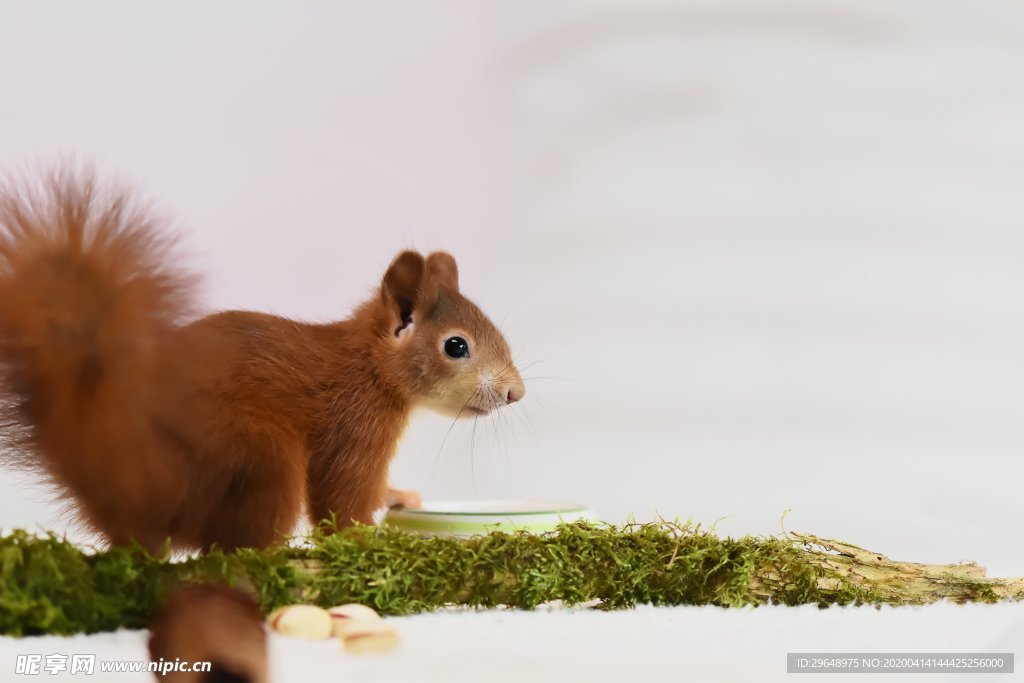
<box><xmin>267</xmin><ymin>605</ymin><xmax>332</xmax><ymax>639</ymax></box>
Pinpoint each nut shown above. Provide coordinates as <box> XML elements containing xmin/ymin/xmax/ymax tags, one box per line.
<box><xmin>327</xmin><ymin>603</ymin><xmax>382</xmax><ymax>637</ymax></box>
<box><xmin>337</xmin><ymin>619</ymin><xmax>399</xmax><ymax>654</ymax></box>
<box><xmin>267</xmin><ymin>605</ymin><xmax>332</xmax><ymax>639</ymax></box>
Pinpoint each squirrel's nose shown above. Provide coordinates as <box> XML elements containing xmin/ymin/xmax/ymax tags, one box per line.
<box><xmin>505</xmin><ymin>384</ymin><xmax>525</xmax><ymax>404</ymax></box>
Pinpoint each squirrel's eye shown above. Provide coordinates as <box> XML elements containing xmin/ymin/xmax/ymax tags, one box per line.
<box><xmin>444</xmin><ymin>336</ymin><xmax>470</xmax><ymax>359</ymax></box>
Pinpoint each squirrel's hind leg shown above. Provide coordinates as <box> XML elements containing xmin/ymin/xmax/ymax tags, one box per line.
<box><xmin>192</xmin><ymin>430</ymin><xmax>308</xmax><ymax>551</ymax></box>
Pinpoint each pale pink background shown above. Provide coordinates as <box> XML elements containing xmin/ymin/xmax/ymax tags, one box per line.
<box><xmin>2</xmin><ymin>1</ymin><xmax>1023</xmax><ymax>583</ymax></box>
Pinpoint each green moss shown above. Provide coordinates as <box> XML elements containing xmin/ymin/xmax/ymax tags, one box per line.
<box><xmin>0</xmin><ymin>521</ymin><xmax>1011</xmax><ymax>636</ymax></box>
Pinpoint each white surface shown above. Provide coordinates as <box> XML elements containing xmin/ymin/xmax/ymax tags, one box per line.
<box><xmin>1</xmin><ymin>0</ymin><xmax>1023</xmax><ymax>679</ymax></box>
<box><xmin>1</xmin><ymin>603</ymin><xmax>1021</xmax><ymax>683</ymax></box>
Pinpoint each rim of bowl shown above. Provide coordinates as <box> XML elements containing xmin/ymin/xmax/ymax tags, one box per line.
<box><xmin>388</xmin><ymin>499</ymin><xmax>589</xmax><ymax>517</ymax></box>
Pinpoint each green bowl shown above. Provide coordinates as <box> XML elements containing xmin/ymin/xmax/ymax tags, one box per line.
<box><xmin>383</xmin><ymin>499</ymin><xmax>597</xmax><ymax>537</ymax></box>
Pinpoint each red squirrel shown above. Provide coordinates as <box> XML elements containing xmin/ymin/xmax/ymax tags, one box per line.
<box><xmin>0</xmin><ymin>168</ymin><xmax>525</xmax><ymax>554</ymax></box>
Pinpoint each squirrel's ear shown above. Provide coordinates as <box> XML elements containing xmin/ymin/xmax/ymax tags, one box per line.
<box><xmin>381</xmin><ymin>251</ymin><xmax>424</xmax><ymax>322</ymax></box>
<box><xmin>425</xmin><ymin>252</ymin><xmax>459</xmax><ymax>293</ymax></box>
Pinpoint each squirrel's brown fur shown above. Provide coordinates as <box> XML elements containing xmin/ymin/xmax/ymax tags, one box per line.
<box><xmin>0</xmin><ymin>168</ymin><xmax>524</xmax><ymax>553</ymax></box>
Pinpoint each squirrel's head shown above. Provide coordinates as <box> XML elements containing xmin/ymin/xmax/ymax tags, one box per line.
<box><xmin>372</xmin><ymin>250</ymin><xmax>525</xmax><ymax>418</ymax></box>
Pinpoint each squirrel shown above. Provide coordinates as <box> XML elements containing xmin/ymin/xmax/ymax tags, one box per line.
<box><xmin>0</xmin><ymin>167</ymin><xmax>525</xmax><ymax>555</ymax></box>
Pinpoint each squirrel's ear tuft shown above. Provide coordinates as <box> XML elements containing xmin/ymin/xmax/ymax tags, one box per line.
<box><xmin>382</xmin><ymin>250</ymin><xmax>424</xmax><ymax>321</ymax></box>
<box><xmin>425</xmin><ymin>252</ymin><xmax>459</xmax><ymax>293</ymax></box>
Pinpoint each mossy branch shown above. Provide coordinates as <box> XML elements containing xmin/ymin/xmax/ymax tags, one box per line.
<box><xmin>785</xmin><ymin>533</ymin><xmax>1024</xmax><ymax>603</ymax></box>
<box><xmin>0</xmin><ymin>522</ymin><xmax>1020</xmax><ymax>636</ymax></box>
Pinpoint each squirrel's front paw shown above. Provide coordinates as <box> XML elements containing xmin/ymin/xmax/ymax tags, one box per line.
<box><xmin>385</xmin><ymin>486</ymin><xmax>422</xmax><ymax>509</ymax></box>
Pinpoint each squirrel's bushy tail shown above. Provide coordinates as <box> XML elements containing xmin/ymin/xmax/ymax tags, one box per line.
<box><xmin>148</xmin><ymin>584</ymin><xmax>268</xmax><ymax>683</ymax></box>
<box><xmin>0</xmin><ymin>168</ymin><xmax>197</xmax><ymax>549</ymax></box>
